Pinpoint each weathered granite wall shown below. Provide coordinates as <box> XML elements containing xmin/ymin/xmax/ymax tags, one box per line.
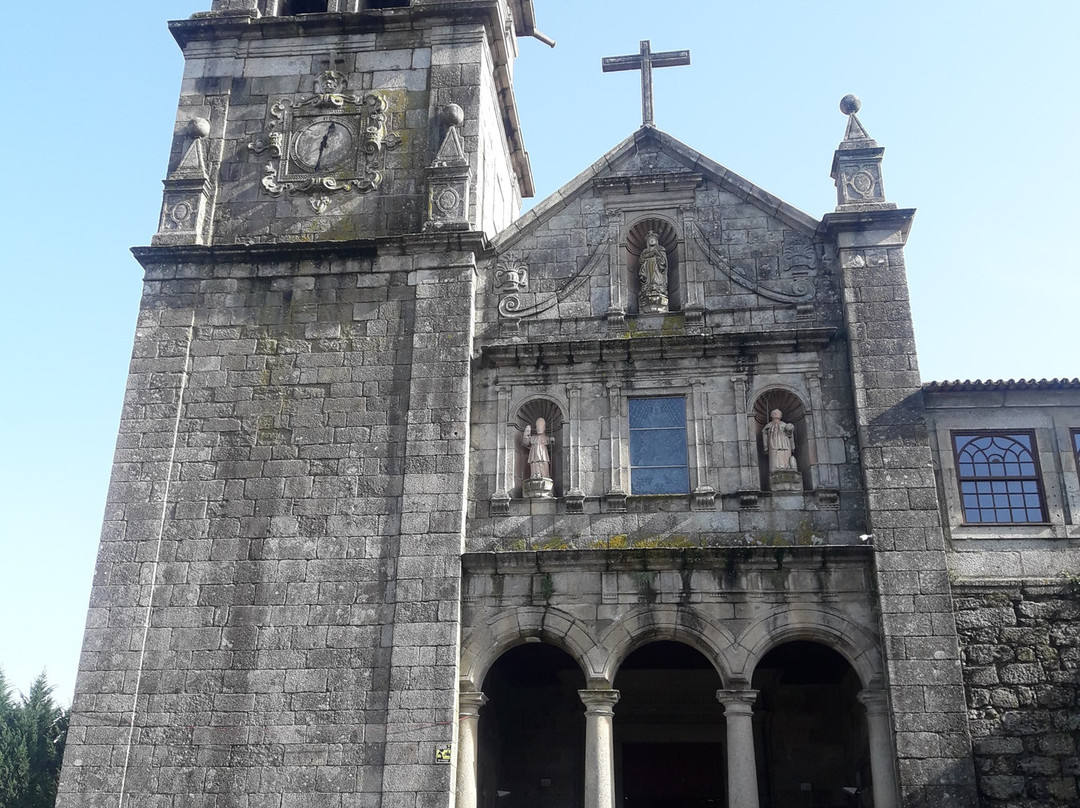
<box><xmin>57</xmin><ymin>238</ymin><xmax>480</xmax><ymax>808</ymax></box>
<box><xmin>954</xmin><ymin>582</ymin><xmax>1080</xmax><ymax>807</ymax></box>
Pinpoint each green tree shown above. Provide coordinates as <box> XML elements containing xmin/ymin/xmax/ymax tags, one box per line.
<box><xmin>0</xmin><ymin>670</ymin><xmax>68</xmax><ymax>808</ymax></box>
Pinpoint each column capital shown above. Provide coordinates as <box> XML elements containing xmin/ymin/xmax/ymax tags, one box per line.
<box><xmin>459</xmin><ymin>691</ymin><xmax>488</xmax><ymax>717</ymax></box>
<box><xmin>579</xmin><ymin>689</ymin><xmax>620</xmax><ymax>715</ymax></box>
<box><xmin>857</xmin><ymin>689</ymin><xmax>890</xmax><ymax>715</ymax></box>
<box><xmin>716</xmin><ymin>689</ymin><xmax>759</xmax><ymax>715</ymax></box>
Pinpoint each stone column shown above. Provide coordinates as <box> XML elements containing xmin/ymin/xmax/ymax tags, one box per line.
<box><xmin>579</xmin><ymin>689</ymin><xmax>620</xmax><ymax>808</ymax></box>
<box><xmin>690</xmin><ymin>380</ymin><xmax>716</xmax><ymax>507</ymax></box>
<box><xmin>566</xmin><ymin>384</ymin><xmax>585</xmax><ymax>511</ymax></box>
<box><xmin>491</xmin><ymin>386</ymin><xmax>512</xmax><ymax>514</ymax></box>
<box><xmin>858</xmin><ymin>691</ymin><xmax>899</xmax><ymax>808</ymax></box>
<box><xmin>681</xmin><ymin>205</ymin><xmax>705</xmax><ymax>323</ymax></box>
<box><xmin>605</xmin><ymin>382</ymin><xmax>627</xmax><ymax>510</ymax></box>
<box><xmin>717</xmin><ymin>689</ymin><xmax>760</xmax><ymax>808</ymax></box>
<box><xmin>730</xmin><ymin>375</ymin><xmax>757</xmax><ymax>504</ymax></box>
<box><xmin>603</xmin><ymin>209</ymin><xmax>625</xmax><ymax>324</ymax></box>
<box><xmin>456</xmin><ymin>691</ymin><xmax>488</xmax><ymax>808</ymax></box>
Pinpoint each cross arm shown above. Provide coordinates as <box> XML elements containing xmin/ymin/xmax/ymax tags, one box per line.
<box><xmin>651</xmin><ymin>50</ymin><xmax>691</xmax><ymax>68</ymax></box>
<box><xmin>602</xmin><ymin>55</ymin><xmax>642</xmax><ymax>73</ymax></box>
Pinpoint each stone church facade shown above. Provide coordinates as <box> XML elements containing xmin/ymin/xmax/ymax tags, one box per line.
<box><xmin>57</xmin><ymin>3</ymin><xmax>1079</xmax><ymax>808</ymax></box>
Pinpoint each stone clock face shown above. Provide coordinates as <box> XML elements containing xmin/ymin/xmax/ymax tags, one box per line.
<box><xmin>292</xmin><ymin>120</ymin><xmax>354</xmax><ymax>172</ymax></box>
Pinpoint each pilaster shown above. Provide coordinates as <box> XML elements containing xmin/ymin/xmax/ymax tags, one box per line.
<box><xmin>826</xmin><ymin>99</ymin><xmax>976</xmax><ymax>808</ymax></box>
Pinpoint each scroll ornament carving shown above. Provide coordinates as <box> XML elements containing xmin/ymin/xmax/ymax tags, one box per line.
<box><xmin>693</xmin><ymin>223</ymin><xmax>814</xmax><ymax>304</ymax></box>
<box><xmin>493</xmin><ymin>257</ymin><xmax>529</xmax><ymax>293</ymax></box>
<box><xmin>248</xmin><ymin>71</ymin><xmax>402</xmax><ymax>211</ymax></box>
<box><xmin>497</xmin><ymin>232</ymin><xmax>613</xmax><ymax>321</ymax></box>
<box><xmin>783</xmin><ymin>240</ymin><xmax>819</xmax><ymax>272</ymax></box>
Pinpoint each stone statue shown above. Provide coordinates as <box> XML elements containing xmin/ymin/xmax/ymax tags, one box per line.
<box><xmin>638</xmin><ymin>230</ymin><xmax>668</xmax><ymax>313</ymax></box>
<box><xmin>762</xmin><ymin>409</ymin><xmax>797</xmax><ymax>472</ymax></box>
<box><xmin>522</xmin><ymin>418</ymin><xmax>555</xmax><ymax>499</ymax></box>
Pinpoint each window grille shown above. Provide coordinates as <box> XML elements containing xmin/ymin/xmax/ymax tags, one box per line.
<box><xmin>952</xmin><ymin>431</ymin><xmax>1047</xmax><ymax>524</ymax></box>
<box><xmin>629</xmin><ymin>397</ymin><xmax>689</xmax><ymax>495</ymax></box>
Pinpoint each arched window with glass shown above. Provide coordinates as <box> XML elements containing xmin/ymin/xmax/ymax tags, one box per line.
<box><xmin>952</xmin><ymin>431</ymin><xmax>1047</xmax><ymax>524</ymax></box>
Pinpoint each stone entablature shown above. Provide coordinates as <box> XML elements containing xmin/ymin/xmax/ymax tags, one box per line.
<box><xmin>458</xmin><ymin>546</ymin><xmax>898</xmax><ymax>808</ymax></box>
<box><xmin>460</xmin><ymin>546</ymin><xmax>885</xmax><ymax>689</ymax></box>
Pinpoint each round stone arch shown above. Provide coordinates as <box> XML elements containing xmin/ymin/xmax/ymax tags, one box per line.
<box><xmin>734</xmin><ymin>607</ymin><xmax>884</xmax><ymax>689</ymax></box>
<box><xmin>593</xmin><ymin>604</ymin><xmax>737</xmax><ymax>687</ymax></box>
<box><xmin>459</xmin><ymin>606</ymin><xmax>596</xmax><ymax>690</ymax></box>
<box><xmin>748</xmin><ymin>384</ymin><xmax>814</xmax><ymax>491</ymax></box>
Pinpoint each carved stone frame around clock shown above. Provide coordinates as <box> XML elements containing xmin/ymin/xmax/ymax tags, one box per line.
<box><xmin>249</xmin><ymin>71</ymin><xmax>402</xmax><ymax>214</ymax></box>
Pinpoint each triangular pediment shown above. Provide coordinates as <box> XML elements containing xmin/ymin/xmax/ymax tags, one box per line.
<box><xmin>494</xmin><ymin>126</ymin><xmax>819</xmax><ymax>250</ymax></box>
<box><xmin>483</xmin><ymin>126</ymin><xmax>830</xmax><ymax>340</ymax></box>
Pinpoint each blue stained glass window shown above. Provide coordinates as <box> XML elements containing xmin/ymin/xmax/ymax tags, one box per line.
<box><xmin>952</xmin><ymin>432</ymin><xmax>1046</xmax><ymax>524</ymax></box>
<box><xmin>1072</xmin><ymin>430</ymin><xmax>1080</xmax><ymax>473</ymax></box>
<box><xmin>629</xmin><ymin>397</ymin><xmax>689</xmax><ymax>495</ymax></box>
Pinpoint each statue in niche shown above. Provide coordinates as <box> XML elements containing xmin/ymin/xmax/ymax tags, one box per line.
<box><xmin>638</xmin><ymin>230</ymin><xmax>669</xmax><ymax>313</ymax></box>
<box><xmin>522</xmin><ymin>418</ymin><xmax>555</xmax><ymax>499</ymax></box>
<box><xmin>762</xmin><ymin>409</ymin><xmax>802</xmax><ymax>492</ymax></box>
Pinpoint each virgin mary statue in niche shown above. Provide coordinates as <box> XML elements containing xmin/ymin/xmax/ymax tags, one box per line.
<box><xmin>638</xmin><ymin>230</ymin><xmax>669</xmax><ymax>313</ymax></box>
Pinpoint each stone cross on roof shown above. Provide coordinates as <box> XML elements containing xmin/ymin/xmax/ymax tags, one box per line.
<box><xmin>602</xmin><ymin>40</ymin><xmax>691</xmax><ymax>127</ymax></box>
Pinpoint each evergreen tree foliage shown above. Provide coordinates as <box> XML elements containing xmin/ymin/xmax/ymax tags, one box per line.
<box><xmin>0</xmin><ymin>669</ymin><xmax>69</xmax><ymax>808</ymax></box>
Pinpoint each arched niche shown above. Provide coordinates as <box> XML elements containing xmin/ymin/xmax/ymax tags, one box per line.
<box><xmin>750</xmin><ymin>641</ymin><xmax>872</xmax><ymax>808</ymax></box>
<box><xmin>625</xmin><ymin>217</ymin><xmax>681</xmax><ymax>314</ymax></box>
<box><xmin>480</xmin><ymin>643</ymin><xmax>587</xmax><ymax>808</ymax></box>
<box><xmin>752</xmin><ymin>389</ymin><xmax>812</xmax><ymax>492</ymax></box>
<box><xmin>515</xmin><ymin>398</ymin><xmax>565</xmax><ymax>498</ymax></box>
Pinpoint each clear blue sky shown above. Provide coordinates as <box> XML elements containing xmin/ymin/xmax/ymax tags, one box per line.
<box><xmin>0</xmin><ymin>1</ymin><xmax>1076</xmax><ymax>705</ymax></box>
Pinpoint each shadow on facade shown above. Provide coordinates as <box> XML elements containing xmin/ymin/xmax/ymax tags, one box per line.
<box><xmin>479</xmin><ymin>643</ymin><xmax>587</xmax><ymax>808</ymax></box>
<box><xmin>752</xmin><ymin>641</ymin><xmax>871</xmax><ymax>808</ymax></box>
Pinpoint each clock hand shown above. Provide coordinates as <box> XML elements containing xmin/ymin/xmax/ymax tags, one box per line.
<box><xmin>314</xmin><ymin>122</ymin><xmax>338</xmax><ymax>171</ymax></box>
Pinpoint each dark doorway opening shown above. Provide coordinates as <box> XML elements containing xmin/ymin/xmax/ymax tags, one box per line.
<box><xmin>752</xmin><ymin>641</ymin><xmax>871</xmax><ymax>808</ymax></box>
<box><xmin>280</xmin><ymin>0</ymin><xmax>328</xmax><ymax>15</ymax></box>
<box><xmin>614</xmin><ymin>641</ymin><xmax>726</xmax><ymax>808</ymax></box>
<box><xmin>480</xmin><ymin>643</ymin><xmax>586</xmax><ymax>808</ymax></box>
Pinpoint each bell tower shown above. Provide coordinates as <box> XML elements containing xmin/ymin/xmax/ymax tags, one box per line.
<box><xmin>155</xmin><ymin>0</ymin><xmax>536</xmax><ymax>246</ymax></box>
<box><xmin>58</xmin><ymin>3</ymin><xmax>539</xmax><ymax>808</ymax></box>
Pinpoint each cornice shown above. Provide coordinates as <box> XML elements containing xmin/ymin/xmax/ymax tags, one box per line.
<box><xmin>480</xmin><ymin>326</ymin><xmax>838</xmax><ymax>368</ymax></box>
<box><xmin>132</xmin><ymin>231</ymin><xmax>491</xmax><ymax>268</ymax></box>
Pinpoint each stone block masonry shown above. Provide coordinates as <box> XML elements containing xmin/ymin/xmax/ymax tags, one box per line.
<box><xmin>829</xmin><ymin>209</ymin><xmax>978</xmax><ymax>808</ymax></box>
<box><xmin>58</xmin><ymin>236</ymin><xmax>481</xmax><ymax>808</ymax></box>
<box><xmin>954</xmin><ymin>582</ymin><xmax>1080</xmax><ymax>808</ymax></box>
